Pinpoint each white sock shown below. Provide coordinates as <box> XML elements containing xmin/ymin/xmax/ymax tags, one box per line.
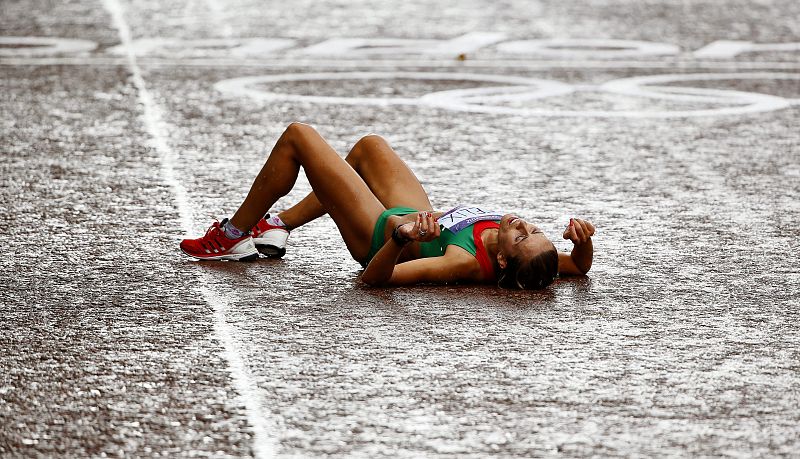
<box><xmin>266</xmin><ymin>214</ymin><xmax>287</xmax><ymax>227</ymax></box>
<box><xmin>222</xmin><ymin>219</ymin><xmax>246</xmax><ymax>239</ymax></box>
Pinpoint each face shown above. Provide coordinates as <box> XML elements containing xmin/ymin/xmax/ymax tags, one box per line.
<box><xmin>497</xmin><ymin>214</ymin><xmax>554</xmax><ymax>269</ymax></box>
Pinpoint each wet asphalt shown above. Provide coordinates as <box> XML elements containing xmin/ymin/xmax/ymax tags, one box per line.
<box><xmin>2</xmin><ymin>0</ymin><xmax>799</xmax><ymax>457</ymax></box>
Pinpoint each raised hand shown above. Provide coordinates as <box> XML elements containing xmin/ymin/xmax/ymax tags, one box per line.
<box><xmin>562</xmin><ymin>218</ymin><xmax>595</xmax><ymax>246</ymax></box>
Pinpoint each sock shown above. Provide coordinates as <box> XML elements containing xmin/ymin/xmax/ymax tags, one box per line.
<box><xmin>222</xmin><ymin>219</ymin><xmax>246</xmax><ymax>239</ymax></box>
<box><xmin>265</xmin><ymin>214</ymin><xmax>287</xmax><ymax>228</ymax></box>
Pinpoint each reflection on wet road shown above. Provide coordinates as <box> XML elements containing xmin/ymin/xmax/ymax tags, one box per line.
<box><xmin>2</xmin><ymin>0</ymin><xmax>799</xmax><ymax>456</ymax></box>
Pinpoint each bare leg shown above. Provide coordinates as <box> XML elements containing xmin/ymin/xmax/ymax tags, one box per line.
<box><xmin>278</xmin><ymin>135</ymin><xmax>433</xmax><ymax>228</ymax></box>
<box><xmin>230</xmin><ymin>123</ymin><xmax>385</xmax><ymax>261</ymax></box>
<box><xmin>276</xmin><ymin>192</ymin><xmax>324</xmax><ymax>230</ymax></box>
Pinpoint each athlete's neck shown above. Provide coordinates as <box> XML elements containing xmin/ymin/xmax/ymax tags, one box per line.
<box><xmin>482</xmin><ymin>228</ymin><xmax>500</xmax><ymax>269</ymax></box>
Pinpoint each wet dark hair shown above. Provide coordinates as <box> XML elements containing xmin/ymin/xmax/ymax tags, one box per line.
<box><xmin>497</xmin><ymin>245</ymin><xmax>559</xmax><ymax>290</ymax></box>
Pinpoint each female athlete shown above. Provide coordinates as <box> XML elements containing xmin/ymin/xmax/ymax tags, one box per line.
<box><xmin>180</xmin><ymin>123</ymin><xmax>595</xmax><ymax>288</ymax></box>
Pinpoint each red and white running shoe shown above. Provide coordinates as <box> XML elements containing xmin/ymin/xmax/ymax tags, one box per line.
<box><xmin>251</xmin><ymin>215</ymin><xmax>290</xmax><ymax>258</ymax></box>
<box><xmin>180</xmin><ymin>219</ymin><xmax>259</xmax><ymax>261</ymax></box>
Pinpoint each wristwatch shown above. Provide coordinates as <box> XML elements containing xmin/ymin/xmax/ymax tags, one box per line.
<box><xmin>391</xmin><ymin>224</ymin><xmax>412</xmax><ymax>246</ymax></box>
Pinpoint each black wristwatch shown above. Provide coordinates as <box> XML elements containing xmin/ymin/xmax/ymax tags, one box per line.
<box><xmin>391</xmin><ymin>224</ymin><xmax>412</xmax><ymax>246</ymax></box>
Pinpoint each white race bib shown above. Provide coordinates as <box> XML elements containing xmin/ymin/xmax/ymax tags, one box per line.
<box><xmin>438</xmin><ymin>205</ymin><xmax>504</xmax><ymax>233</ymax></box>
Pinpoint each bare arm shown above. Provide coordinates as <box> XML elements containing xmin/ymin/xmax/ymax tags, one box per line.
<box><xmin>362</xmin><ymin>212</ymin><xmax>479</xmax><ymax>286</ymax></box>
<box><xmin>382</xmin><ymin>252</ymin><xmax>477</xmax><ymax>286</ymax></box>
<box><xmin>361</xmin><ymin>234</ymin><xmax>409</xmax><ymax>286</ymax></box>
<box><xmin>558</xmin><ymin>218</ymin><xmax>595</xmax><ymax>276</ymax></box>
<box><xmin>362</xmin><ymin>211</ymin><xmax>439</xmax><ymax>286</ymax></box>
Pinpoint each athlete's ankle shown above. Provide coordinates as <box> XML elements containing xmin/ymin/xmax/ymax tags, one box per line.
<box><xmin>221</xmin><ymin>219</ymin><xmax>247</xmax><ymax>239</ymax></box>
<box><xmin>266</xmin><ymin>213</ymin><xmax>294</xmax><ymax>230</ymax></box>
<box><xmin>265</xmin><ymin>214</ymin><xmax>285</xmax><ymax>227</ymax></box>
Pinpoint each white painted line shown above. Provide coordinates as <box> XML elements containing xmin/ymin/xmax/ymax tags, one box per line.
<box><xmin>496</xmin><ymin>38</ymin><xmax>680</xmax><ymax>58</ymax></box>
<box><xmin>232</xmin><ymin>39</ymin><xmax>298</xmax><ymax>58</ymax></box>
<box><xmin>0</xmin><ymin>36</ymin><xmax>97</xmax><ymax>56</ymax></box>
<box><xmin>296</xmin><ymin>31</ymin><xmax>506</xmax><ymax>56</ymax></box>
<box><xmin>600</xmin><ymin>72</ymin><xmax>794</xmax><ymax>118</ymax></box>
<box><xmin>422</xmin><ymin>31</ymin><xmax>508</xmax><ymax>55</ymax></box>
<box><xmin>693</xmin><ymin>40</ymin><xmax>756</xmax><ymax>59</ymax></box>
<box><xmin>695</xmin><ymin>40</ymin><xmax>800</xmax><ymax>58</ymax></box>
<box><xmin>214</xmin><ymin>70</ymin><xmax>799</xmax><ymax>118</ymax></box>
<box><xmin>3</xmin><ymin>56</ymin><xmax>800</xmax><ymax>71</ymax></box>
<box><xmin>214</xmin><ymin>71</ymin><xmax>546</xmax><ymax>106</ymax></box>
<box><xmin>199</xmin><ymin>286</ymin><xmax>280</xmax><ymax>456</ymax></box>
<box><xmin>420</xmin><ymin>80</ymin><xmax>574</xmax><ymax>106</ymax></box>
<box><xmin>297</xmin><ymin>37</ymin><xmax>451</xmax><ymax>56</ymax></box>
<box><xmin>100</xmin><ymin>0</ymin><xmax>278</xmax><ymax>457</ymax></box>
<box><xmin>106</xmin><ymin>37</ymin><xmax>296</xmax><ymax>58</ymax></box>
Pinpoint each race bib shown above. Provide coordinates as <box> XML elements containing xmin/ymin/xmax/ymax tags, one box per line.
<box><xmin>438</xmin><ymin>205</ymin><xmax>504</xmax><ymax>233</ymax></box>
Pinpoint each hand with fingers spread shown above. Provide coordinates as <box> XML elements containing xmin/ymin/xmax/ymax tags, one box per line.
<box><xmin>563</xmin><ymin>218</ymin><xmax>595</xmax><ymax>246</ymax></box>
<box><xmin>399</xmin><ymin>211</ymin><xmax>440</xmax><ymax>242</ymax></box>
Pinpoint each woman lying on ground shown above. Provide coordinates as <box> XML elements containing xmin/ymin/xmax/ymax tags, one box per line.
<box><xmin>180</xmin><ymin>123</ymin><xmax>595</xmax><ymax>288</ymax></box>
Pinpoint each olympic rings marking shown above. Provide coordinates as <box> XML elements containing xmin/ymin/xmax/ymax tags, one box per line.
<box><xmin>214</xmin><ymin>71</ymin><xmax>800</xmax><ymax>118</ymax></box>
<box><xmin>213</xmin><ymin>72</ymin><xmax>574</xmax><ymax>107</ymax></box>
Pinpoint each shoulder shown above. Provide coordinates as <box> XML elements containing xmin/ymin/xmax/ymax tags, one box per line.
<box><xmin>443</xmin><ymin>245</ymin><xmax>484</xmax><ymax>281</ymax></box>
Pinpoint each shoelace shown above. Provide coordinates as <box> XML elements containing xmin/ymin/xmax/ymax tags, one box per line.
<box><xmin>199</xmin><ymin>220</ymin><xmax>224</xmax><ymax>252</ymax></box>
<box><xmin>205</xmin><ymin>221</ymin><xmax>218</xmax><ymax>235</ymax></box>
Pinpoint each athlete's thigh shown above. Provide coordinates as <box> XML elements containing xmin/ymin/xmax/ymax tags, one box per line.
<box><xmin>350</xmin><ymin>135</ymin><xmax>433</xmax><ymax>211</ymax></box>
<box><xmin>291</xmin><ymin>125</ymin><xmax>385</xmax><ymax>260</ymax></box>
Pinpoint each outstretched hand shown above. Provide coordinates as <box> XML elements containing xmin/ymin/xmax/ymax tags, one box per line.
<box><xmin>563</xmin><ymin>218</ymin><xmax>595</xmax><ymax>246</ymax></box>
<box><xmin>399</xmin><ymin>211</ymin><xmax>440</xmax><ymax>242</ymax></box>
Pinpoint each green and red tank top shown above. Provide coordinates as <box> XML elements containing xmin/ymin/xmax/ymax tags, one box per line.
<box><xmin>418</xmin><ymin>205</ymin><xmax>503</xmax><ymax>281</ymax></box>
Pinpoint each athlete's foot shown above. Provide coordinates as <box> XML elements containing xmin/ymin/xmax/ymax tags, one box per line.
<box><xmin>180</xmin><ymin>219</ymin><xmax>259</xmax><ymax>261</ymax></box>
<box><xmin>251</xmin><ymin>214</ymin><xmax>290</xmax><ymax>258</ymax></box>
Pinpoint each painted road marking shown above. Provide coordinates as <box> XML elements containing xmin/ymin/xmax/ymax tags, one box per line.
<box><xmin>213</xmin><ymin>71</ymin><xmax>567</xmax><ymax>106</ymax></box>
<box><xmin>0</xmin><ymin>36</ymin><xmax>96</xmax><ymax>56</ymax></box>
<box><xmin>107</xmin><ymin>37</ymin><xmax>296</xmax><ymax>58</ymax></box>
<box><xmin>296</xmin><ymin>32</ymin><xmax>507</xmax><ymax>56</ymax></box>
<box><xmin>600</xmin><ymin>72</ymin><xmax>798</xmax><ymax>117</ymax></box>
<box><xmin>496</xmin><ymin>38</ymin><xmax>680</xmax><ymax>58</ymax></box>
<box><xmin>4</xmin><ymin>35</ymin><xmax>800</xmax><ymax>61</ymax></box>
<box><xmin>100</xmin><ymin>0</ymin><xmax>278</xmax><ymax>457</ymax></box>
<box><xmin>4</xmin><ymin>56</ymin><xmax>800</xmax><ymax>71</ymax></box>
<box><xmin>694</xmin><ymin>40</ymin><xmax>800</xmax><ymax>58</ymax></box>
<box><xmin>214</xmin><ymin>71</ymin><xmax>799</xmax><ymax>118</ymax></box>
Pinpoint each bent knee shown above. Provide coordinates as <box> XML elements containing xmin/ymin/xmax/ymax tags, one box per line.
<box><xmin>355</xmin><ymin>134</ymin><xmax>387</xmax><ymax>149</ymax></box>
<box><xmin>285</xmin><ymin>121</ymin><xmax>316</xmax><ymax>138</ymax></box>
<box><xmin>351</xmin><ymin>135</ymin><xmax>390</xmax><ymax>163</ymax></box>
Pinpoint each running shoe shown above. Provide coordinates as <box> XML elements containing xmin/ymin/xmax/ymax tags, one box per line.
<box><xmin>251</xmin><ymin>214</ymin><xmax>290</xmax><ymax>258</ymax></box>
<box><xmin>180</xmin><ymin>219</ymin><xmax>259</xmax><ymax>261</ymax></box>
